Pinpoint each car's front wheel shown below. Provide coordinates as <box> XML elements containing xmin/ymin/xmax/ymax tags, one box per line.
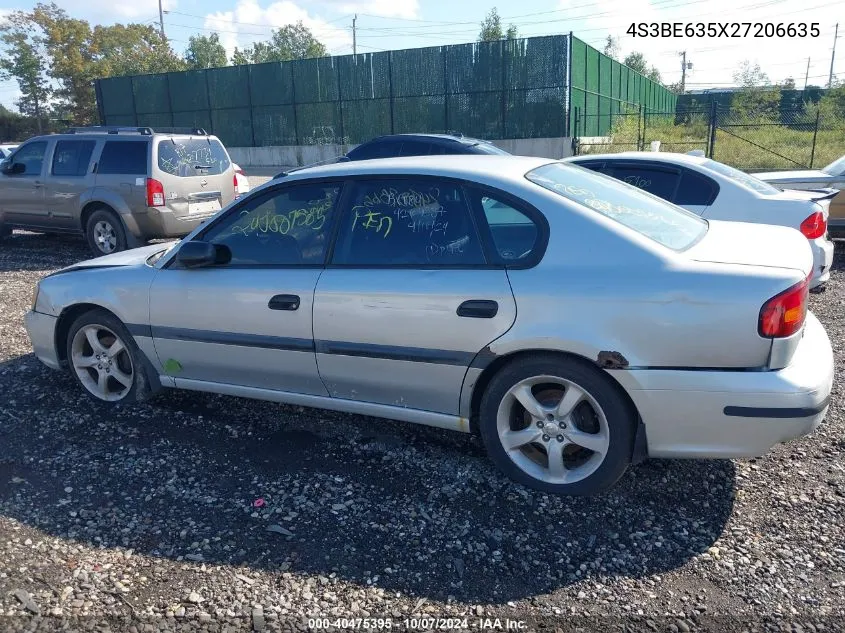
<box><xmin>479</xmin><ymin>354</ymin><xmax>635</xmax><ymax>495</ymax></box>
<box><xmin>66</xmin><ymin>309</ymin><xmax>152</xmax><ymax>403</ymax></box>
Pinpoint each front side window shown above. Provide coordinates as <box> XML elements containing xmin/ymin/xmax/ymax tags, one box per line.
<box><xmin>702</xmin><ymin>159</ymin><xmax>779</xmax><ymax>195</ymax></box>
<box><xmin>98</xmin><ymin>141</ymin><xmax>148</xmax><ymax>175</ymax></box>
<box><xmin>605</xmin><ymin>163</ymin><xmax>681</xmax><ymax>201</ymax></box>
<box><xmin>200</xmin><ymin>183</ymin><xmax>340</xmax><ymax>266</ymax></box>
<box><xmin>52</xmin><ymin>140</ymin><xmax>96</xmax><ymax>177</ymax></box>
<box><xmin>157</xmin><ymin>138</ymin><xmax>230</xmax><ymax>177</ymax></box>
<box><xmin>526</xmin><ymin>162</ymin><xmax>708</xmax><ymax>251</ymax></box>
<box><xmin>10</xmin><ymin>142</ymin><xmax>47</xmax><ymax>176</ymax></box>
<box><xmin>332</xmin><ymin>179</ymin><xmax>486</xmax><ymax>266</ymax></box>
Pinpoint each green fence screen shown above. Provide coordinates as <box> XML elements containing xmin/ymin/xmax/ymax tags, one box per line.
<box><xmin>97</xmin><ymin>34</ymin><xmax>675</xmax><ymax>147</ymax></box>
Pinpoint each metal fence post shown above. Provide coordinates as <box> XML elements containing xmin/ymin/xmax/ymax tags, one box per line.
<box><xmin>336</xmin><ymin>59</ymin><xmax>345</xmax><ymax>145</ymax></box>
<box><xmin>290</xmin><ymin>63</ymin><xmax>300</xmax><ymax>146</ymax></box>
<box><xmin>707</xmin><ymin>99</ymin><xmax>718</xmax><ymax>159</ymax></box>
<box><xmin>638</xmin><ymin>104</ymin><xmax>644</xmax><ymax>151</ymax></box>
<box><xmin>388</xmin><ymin>52</ymin><xmax>395</xmax><ymax>134</ymax></box>
<box><xmin>809</xmin><ymin>109</ymin><xmax>820</xmax><ymax>168</ymax></box>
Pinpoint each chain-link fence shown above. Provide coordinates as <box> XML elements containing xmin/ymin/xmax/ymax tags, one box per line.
<box><xmin>96</xmin><ymin>34</ymin><xmax>676</xmax><ymax>149</ymax></box>
<box><xmin>574</xmin><ymin>104</ymin><xmax>845</xmax><ymax>171</ymax></box>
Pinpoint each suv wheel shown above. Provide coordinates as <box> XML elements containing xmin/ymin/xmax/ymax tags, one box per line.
<box><xmin>86</xmin><ymin>208</ymin><xmax>127</xmax><ymax>256</ymax></box>
<box><xmin>479</xmin><ymin>354</ymin><xmax>635</xmax><ymax>496</ymax></box>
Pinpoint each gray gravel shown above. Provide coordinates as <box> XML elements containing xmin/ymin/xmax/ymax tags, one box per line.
<box><xmin>1</xmin><ymin>230</ymin><xmax>844</xmax><ymax>631</ymax></box>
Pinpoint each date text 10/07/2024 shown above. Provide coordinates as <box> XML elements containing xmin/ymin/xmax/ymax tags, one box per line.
<box><xmin>308</xmin><ymin>618</ymin><xmax>528</xmax><ymax>630</ymax></box>
<box><xmin>626</xmin><ymin>22</ymin><xmax>820</xmax><ymax>38</ymax></box>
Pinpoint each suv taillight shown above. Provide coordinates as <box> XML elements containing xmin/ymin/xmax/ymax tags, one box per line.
<box><xmin>146</xmin><ymin>178</ymin><xmax>165</xmax><ymax>207</ymax></box>
<box><xmin>800</xmin><ymin>211</ymin><xmax>826</xmax><ymax>239</ymax></box>
<box><xmin>758</xmin><ymin>274</ymin><xmax>810</xmax><ymax>338</ymax></box>
<box><xmin>233</xmin><ymin>173</ymin><xmax>240</xmax><ymax>197</ymax></box>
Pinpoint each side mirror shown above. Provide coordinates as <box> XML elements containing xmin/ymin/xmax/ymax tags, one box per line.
<box><xmin>176</xmin><ymin>241</ymin><xmax>231</xmax><ymax>268</ymax></box>
<box><xmin>2</xmin><ymin>162</ymin><xmax>24</xmax><ymax>175</ymax></box>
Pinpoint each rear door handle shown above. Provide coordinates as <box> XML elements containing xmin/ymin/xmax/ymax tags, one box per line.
<box><xmin>268</xmin><ymin>294</ymin><xmax>300</xmax><ymax>311</ymax></box>
<box><xmin>457</xmin><ymin>300</ymin><xmax>498</xmax><ymax>318</ymax></box>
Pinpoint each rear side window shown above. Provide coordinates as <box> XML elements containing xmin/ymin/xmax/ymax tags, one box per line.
<box><xmin>157</xmin><ymin>138</ymin><xmax>230</xmax><ymax>177</ymax></box>
<box><xmin>347</xmin><ymin>140</ymin><xmax>400</xmax><ymax>161</ymax></box>
<box><xmin>526</xmin><ymin>162</ymin><xmax>708</xmax><ymax>251</ymax></box>
<box><xmin>52</xmin><ymin>140</ymin><xmax>95</xmax><ymax>177</ymax></box>
<box><xmin>605</xmin><ymin>163</ymin><xmax>681</xmax><ymax>201</ymax></box>
<box><xmin>399</xmin><ymin>141</ymin><xmax>434</xmax><ymax>157</ymax></box>
<box><xmin>98</xmin><ymin>141</ymin><xmax>148</xmax><ymax>175</ymax></box>
<box><xmin>475</xmin><ymin>193</ymin><xmax>540</xmax><ymax>264</ymax></box>
<box><xmin>675</xmin><ymin>168</ymin><xmax>719</xmax><ymax>206</ymax></box>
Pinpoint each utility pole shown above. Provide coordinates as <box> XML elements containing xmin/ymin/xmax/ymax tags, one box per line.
<box><xmin>828</xmin><ymin>22</ymin><xmax>839</xmax><ymax>88</ymax></box>
<box><xmin>158</xmin><ymin>0</ymin><xmax>166</xmax><ymax>39</ymax></box>
<box><xmin>352</xmin><ymin>14</ymin><xmax>357</xmax><ymax>55</ymax></box>
<box><xmin>679</xmin><ymin>51</ymin><xmax>691</xmax><ymax>93</ymax></box>
<box><xmin>804</xmin><ymin>57</ymin><xmax>811</xmax><ymax>90</ymax></box>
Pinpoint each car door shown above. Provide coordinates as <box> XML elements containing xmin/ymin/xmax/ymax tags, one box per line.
<box><xmin>312</xmin><ymin>176</ymin><xmax>518</xmax><ymax>415</ymax></box>
<box><xmin>0</xmin><ymin>140</ymin><xmax>50</xmax><ymax>228</ymax></box>
<box><xmin>148</xmin><ymin>180</ymin><xmax>342</xmax><ymax>394</ymax></box>
<box><xmin>45</xmin><ymin>139</ymin><xmax>97</xmax><ymax>232</ymax></box>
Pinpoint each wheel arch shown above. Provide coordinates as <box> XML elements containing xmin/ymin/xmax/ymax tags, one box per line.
<box><xmin>465</xmin><ymin>348</ymin><xmax>648</xmax><ymax>463</ymax></box>
<box><xmin>80</xmin><ymin>199</ymin><xmax>142</xmax><ymax>245</ymax></box>
<box><xmin>55</xmin><ymin>302</ymin><xmax>162</xmax><ymax>394</ymax></box>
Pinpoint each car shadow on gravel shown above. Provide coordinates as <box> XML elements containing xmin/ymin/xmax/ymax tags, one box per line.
<box><xmin>0</xmin><ymin>350</ymin><xmax>736</xmax><ymax>605</ymax></box>
<box><xmin>0</xmin><ymin>231</ymin><xmax>90</xmax><ymax>272</ymax></box>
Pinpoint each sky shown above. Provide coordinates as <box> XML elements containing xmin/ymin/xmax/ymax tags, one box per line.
<box><xmin>0</xmin><ymin>0</ymin><xmax>841</xmax><ymax>110</ymax></box>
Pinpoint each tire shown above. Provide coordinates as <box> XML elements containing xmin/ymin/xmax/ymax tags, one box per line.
<box><xmin>479</xmin><ymin>354</ymin><xmax>635</xmax><ymax>496</ymax></box>
<box><xmin>85</xmin><ymin>208</ymin><xmax>127</xmax><ymax>256</ymax></box>
<box><xmin>65</xmin><ymin>309</ymin><xmax>153</xmax><ymax>404</ymax></box>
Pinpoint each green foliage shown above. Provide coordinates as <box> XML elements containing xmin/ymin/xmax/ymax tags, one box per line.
<box><xmin>0</xmin><ymin>9</ymin><xmax>52</xmax><ymax>128</ymax></box>
<box><xmin>623</xmin><ymin>52</ymin><xmax>661</xmax><ymax>83</ymax></box>
<box><xmin>185</xmin><ymin>33</ymin><xmax>228</xmax><ymax>70</ymax></box>
<box><xmin>603</xmin><ymin>36</ymin><xmax>619</xmax><ymax>60</ymax></box>
<box><xmin>478</xmin><ymin>8</ymin><xmax>517</xmax><ymax>41</ymax></box>
<box><xmin>731</xmin><ymin>60</ymin><xmax>781</xmax><ymax>119</ymax></box>
<box><xmin>230</xmin><ymin>22</ymin><xmax>326</xmax><ymax>65</ymax></box>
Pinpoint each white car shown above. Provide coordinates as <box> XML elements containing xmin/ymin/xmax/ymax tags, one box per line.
<box><xmin>755</xmin><ymin>156</ymin><xmax>845</xmax><ymax>238</ymax></box>
<box><xmin>232</xmin><ymin>163</ymin><xmax>250</xmax><ymax>197</ymax></box>
<box><xmin>565</xmin><ymin>152</ymin><xmax>835</xmax><ymax>289</ymax></box>
<box><xmin>0</xmin><ymin>144</ymin><xmax>19</xmax><ymax>160</ymax></box>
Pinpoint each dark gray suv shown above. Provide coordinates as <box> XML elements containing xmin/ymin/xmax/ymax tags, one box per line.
<box><xmin>0</xmin><ymin>127</ymin><xmax>238</xmax><ymax>255</ymax></box>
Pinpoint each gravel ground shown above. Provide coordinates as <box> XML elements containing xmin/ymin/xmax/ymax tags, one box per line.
<box><xmin>1</xmin><ymin>231</ymin><xmax>844</xmax><ymax>632</ymax></box>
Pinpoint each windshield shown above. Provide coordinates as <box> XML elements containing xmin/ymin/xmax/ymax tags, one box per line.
<box><xmin>701</xmin><ymin>159</ymin><xmax>780</xmax><ymax>195</ymax></box>
<box><xmin>526</xmin><ymin>162</ymin><xmax>708</xmax><ymax>251</ymax></box>
<box><xmin>157</xmin><ymin>137</ymin><xmax>230</xmax><ymax>177</ymax></box>
<box><xmin>823</xmin><ymin>155</ymin><xmax>845</xmax><ymax>176</ymax></box>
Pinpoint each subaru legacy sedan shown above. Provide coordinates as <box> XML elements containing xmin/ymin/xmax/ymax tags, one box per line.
<box><xmin>24</xmin><ymin>156</ymin><xmax>833</xmax><ymax>495</ymax></box>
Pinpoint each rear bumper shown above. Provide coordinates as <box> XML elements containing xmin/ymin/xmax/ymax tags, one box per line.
<box><xmin>614</xmin><ymin>311</ymin><xmax>833</xmax><ymax>459</ymax></box>
<box><xmin>810</xmin><ymin>236</ymin><xmax>834</xmax><ymax>287</ymax></box>
<box><xmin>24</xmin><ymin>310</ymin><xmax>61</xmax><ymax>370</ymax></box>
<box><xmin>131</xmin><ymin>207</ymin><xmax>219</xmax><ymax>239</ymax></box>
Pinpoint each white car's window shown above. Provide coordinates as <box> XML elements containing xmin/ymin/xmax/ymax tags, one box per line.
<box><xmin>701</xmin><ymin>159</ymin><xmax>779</xmax><ymax>195</ymax></box>
<box><xmin>822</xmin><ymin>156</ymin><xmax>845</xmax><ymax>176</ymax></box>
<box><xmin>479</xmin><ymin>195</ymin><xmax>539</xmax><ymax>263</ymax></box>
<box><xmin>526</xmin><ymin>163</ymin><xmax>707</xmax><ymax>251</ymax></box>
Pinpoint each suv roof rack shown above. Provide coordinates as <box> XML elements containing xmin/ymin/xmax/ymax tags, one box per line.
<box><xmin>65</xmin><ymin>126</ymin><xmax>208</xmax><ymax>136</ymax></box>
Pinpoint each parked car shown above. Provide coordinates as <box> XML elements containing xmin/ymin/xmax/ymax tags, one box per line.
<box><xmin>233</xmin><ymin>163</ymin><xmax>250</xmax><ymax>196</ymax></box>
<box><xmin>565</xmin><ymin>152</ymin><xmax>835</xmax><ymax>289</ymax></box>
<box><xmin>755</xmin><ymin>155</ymin><xmax>845</xmax><ymax>238</ymax></box>
<box><xmin>344</xmin><ymin>133</ymin><xmax>510</xmax><ymax>161</ymax></box>
<box><xmin>0</xmin><ymin>126</ymin><xmax>238</xmax><ymax>256</ymax></box>
<box><xmin>25</xmin><ymin>156</ymin><xmax>832</xmax><ymax>495</ymax></box>
<box><xmin>0</xmin><ymin>144</ymin><xmax>19</xmax><ymax>160</ymax></box>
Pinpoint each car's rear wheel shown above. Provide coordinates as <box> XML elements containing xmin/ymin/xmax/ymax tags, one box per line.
<box><xmin>85</xmin><ymin>208</ymin><xmax>127</xmax><ymax>256</ymax></box>
<box><xmin>479</xmin><ymin>355</ymin><xmax>635</xmax><ymax>495</ymax></box>
<box><xmin>66</xmin><ymin>310</ymin><xmax>151</xmax><ymax>404</ymax></box>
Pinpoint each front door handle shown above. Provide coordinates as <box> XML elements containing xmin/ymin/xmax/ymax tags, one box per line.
<box><xmin>268</xmin><ymin>294</ymin><xmax>300</xmax><ymax>311</ymax></box>
<box><xmin>457</xmin><ymin>300</ymin><xmax>498</xmax><ymax>318</ymax></box>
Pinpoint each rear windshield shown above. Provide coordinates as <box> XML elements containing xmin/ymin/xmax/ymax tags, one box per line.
<box><xmin>702</xmin><ymin>159</ymin><xmax>779</xmax><ymax>195</ymax></box>
<box><xmin>526</xmin><ymin>162</ymin><xmax>708</xmax><ymax>251</ymax></box>
<box><xmin>157</xmin><ymin>137</ymin><xmax>230</xmax><ymax>177</ymax></box>
<box><xmin>467</xmin><ymin>141</ymin><xmax>510</xmax><ymax>155</ymax></box>
<box><xmin>823</xmin><ymin>155</ymin><xmax>845</xmax><ymax>176</ymax></box>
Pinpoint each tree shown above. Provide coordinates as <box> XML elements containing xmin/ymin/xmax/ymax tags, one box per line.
<box><xmin>185</xmin><ymin>33</ymin><xmax>227</xmax><ymax>70</ymax></box>
<box><xmin>781</xmin><ymin>76</ymin><xmax>796</xmax><ymax>90</ymax></box>
<box><xmin>732</xmin><ymin>60</ymin><xmax>779</xmax><ymax>118</ymax></box>
<box><xmin>0</xmin><ymin>9</ymin><xmax>52</xmax><ymax>132</ymax></box>
<box><xmin>230</xmin><ymin>21</ymin><xmax>326</xmax><ymax>64</ymax></box>
<box><xmin>603</xmin><ymin>35</ymin><xmax>619</xmax><ymax>60</ymax></box>
<box><xmin>623</xmin><ymin>51</ymin><xmax>661</xmax><ymax>83</ymax></box>
<box><xmin>478</xmin><ymin>8</ymin><xmax>517</xmax><ymax>41</ymax></box>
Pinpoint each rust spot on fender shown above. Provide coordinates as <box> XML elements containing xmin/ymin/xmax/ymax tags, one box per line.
<box><xmin>597</xmin><ymin>350</ymin><xmax>628</xmax><ymax>369</ymax></box>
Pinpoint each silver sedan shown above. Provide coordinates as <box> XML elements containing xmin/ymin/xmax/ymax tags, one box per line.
<box><xmin>24</xmin><ymin>156</ymin><xmax>833</xmax><ymax>495</ymax></box>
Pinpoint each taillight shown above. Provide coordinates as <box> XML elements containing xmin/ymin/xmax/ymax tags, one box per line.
<box><xmin>758</xmin><ymin>274</ymin><xmax>810</xmax><ymax>338</ymax></box>
<box><xmin>800</xmin><ymin>211</ymin><xmax>826</xmax><ymax>239</ymax></box>
<box><xmin>233</xmin><ymin>173</ymin><xmax>240</xmax><ymax>197</ymax></box>
<box><xmin>146</xmin><ymin>178</ymin><xmax>165</xmax><ymax>207</ymax></box>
